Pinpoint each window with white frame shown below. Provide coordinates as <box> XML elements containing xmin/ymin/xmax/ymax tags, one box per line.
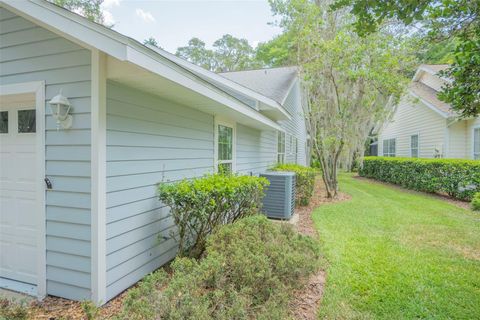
<box><xmin>294</xmin><ymin>137</ymin><xmax>298</xmax><ymax>163</ymax></box>
<box><xmin>277</xmin><ymin>131</ymin><xmax>285</xmax><ymax>164</ymax></box>
<box><xmin>383</xmin><ymin>138</ymin><xmax>396</xmax><ymax>157</ymax></box>
<box><xmin>474</xmin><ymin>127</ymin><xmax>480</xmax><ymax>160</ymax></box>
<box><xmin>216</xmin><ymin>123</ymin><xmax>234</xmax><ymax>174</ymax></box>
<box><xmin>410</xmin><ymin>134</ymin><xmax>419</xmax><ymax>158</ymax></box>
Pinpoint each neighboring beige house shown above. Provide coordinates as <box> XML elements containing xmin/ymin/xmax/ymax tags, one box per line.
<box><xmin>378</xmin><ymin>64</ymin><xmax>480</xmax><ymax>159</ymax></box>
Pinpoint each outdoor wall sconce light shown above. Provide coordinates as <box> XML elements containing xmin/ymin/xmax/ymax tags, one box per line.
<box><xmin>48</xmin><ymin>90</ymin><xmax>72</xmax><ymax>130</ymax></box>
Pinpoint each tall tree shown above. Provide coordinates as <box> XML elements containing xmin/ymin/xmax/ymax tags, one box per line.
<box><xmin>50</xmin><ymin>0</ymin><xmax>105</xmax><ymax>24</ymax></box>
<box><xmin>176</xmin><ymin>34</ymin><xmax>261</xmax><ymax>72</ymax></box>
<box><xmin>176</xmin><ymin>38</ymin><xmax>217</xmax><ymax>71</ymax></box>
<box><xmin>143</xmin><ymin>37</ymin><xmax>162</xmax><ymax>49</ymax></box>
<box><xmin>270</xmin><ymin>0</ymin><xmax>417</xmax><ymax>198</ymax></box>
<box><xmin>212</xmin><ymin>34</ymin><xmax>260</xmax><ymax>72</ymax></box>
<box><xmin>255</xmin><ymin>33</ymin><xmax>295</xmax><ymax>67</ymax></box>
<box><xmin>331</xmin><ymin>0</ymin><xmax>480</xmax><ymax>118</ymax></box>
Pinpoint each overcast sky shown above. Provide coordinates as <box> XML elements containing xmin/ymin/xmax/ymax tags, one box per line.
<box><xmin>101</xmin><ymin>0</ymin><xmax>283</xmax><ymax>53</ymax></box>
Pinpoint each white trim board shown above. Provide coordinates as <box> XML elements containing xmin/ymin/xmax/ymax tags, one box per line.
<box><xmin>472</xmin><ymin>125</ymin><xmax>480</xmax><ymax>160</ymax></box>
<box><xmin>214</xmin><ymin>116</ymin><xmax>237</xmax><ymax>173</ymax></box>
<box><xmin>0</xmin><ymin>81</ymin><xmax>46</xmax><ymax>300</ymax></box>
<box><xmin>90</xmin><ymin>50</ymin><xmax>107</xmax><ymax>305</ymax></box>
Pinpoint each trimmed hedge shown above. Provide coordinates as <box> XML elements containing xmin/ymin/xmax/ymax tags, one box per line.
<box><xmin>272</xmin><ymin>164</ymin><xmax>317</xmax><ymax>206</ymax></box>
<box><xmin>158</xmin><ymin>174</ymin><xmax>269</xmax><ymax>258</ymax></box>
<box><xmin>359</xmin><ymin>157</ymin><xmax>480</xmax><ymax>201</ymax></box>
<box><xmin>472</xmin><ymin>193</ymin><xmax>480</xmax><ymax>211</ymax></box>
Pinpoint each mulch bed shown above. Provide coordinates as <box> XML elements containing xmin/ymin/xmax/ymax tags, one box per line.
<box><xmin>27</xmin><ymin>290</ymin><xmax>127</xmax><ymax>319</ymax></box>
<box><xmin>289</xmin><ymin>176</ymin><xmax>350</xmax><ymax>320</ymax></box>
<box><xmin>354</xmin><ymin>176</ymin><xmax>472</xmax><ymax>210</ymax></box>
<box><xmin>23</xmin><ymin>176</ymin><xmax>349</xmax><ymax>320</ymax></box>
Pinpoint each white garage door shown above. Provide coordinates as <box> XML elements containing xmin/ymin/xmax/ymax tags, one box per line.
<box><xmin>0</xmin><ymin>97</ymin><xmax>38</xmax><ymax>286</ymax></box>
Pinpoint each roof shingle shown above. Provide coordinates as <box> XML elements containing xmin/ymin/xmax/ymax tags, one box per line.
<box><xmin>219</xmin><ymin>67</ymin><xmax>298</xmax><ymax>104</ymax></box>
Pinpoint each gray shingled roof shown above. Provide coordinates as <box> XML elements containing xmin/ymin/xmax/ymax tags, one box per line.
<box><xmin>219</xmin><ymin>67</ymin><xmax>298</xmax><ymax>104</ymax></box>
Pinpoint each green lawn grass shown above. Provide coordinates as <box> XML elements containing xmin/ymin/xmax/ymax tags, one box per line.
<box><xmin>313</xmin><ymin>174</ymin><xmax>480</xmax><ymax>319</ymax></box>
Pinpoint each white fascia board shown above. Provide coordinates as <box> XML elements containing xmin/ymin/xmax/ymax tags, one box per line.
<box><xmin>280</xmin><ymin>77</ymin><xmax>299</xmax><ymax>106</ymax></box>
<box><xmin>413</xmin><ymin>65</ymin><xmax>452</xmax><ymax>83</ymax></box>
<box><xmin>2</xmin><ymin>0</ymin><xmax>282</xmax><ymax>131</ymax></box>
<box><xmin>408</xmin><ymin>89</ymin><xmax>449</xmax><ymax>119</ymax></box>
<box><xmin>125</xmin><ymin>46</ymin><xmax>283</xmax><ymax>131</ymax></box>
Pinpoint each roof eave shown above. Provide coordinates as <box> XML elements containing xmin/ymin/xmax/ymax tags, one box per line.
<box><xmin>2</xmin><ymin>0</ymin><xmax>283</xmax><ymax>131</ymax></box>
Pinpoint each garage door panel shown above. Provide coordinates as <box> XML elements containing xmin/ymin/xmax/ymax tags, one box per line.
<box><xmin>0</xmin><ymin>100</ymin><xmax>38</xmax><ymax>287</ymax></box>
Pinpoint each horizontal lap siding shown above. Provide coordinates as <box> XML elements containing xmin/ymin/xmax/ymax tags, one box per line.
<box><xmin>279</xmin><ymin>81</ymin><xmax>308</xmax><ymax>165</ymax></box>
<box><xmin>379</xmin><ymin>95</ymin><xmax>446</xmax><ymax>158</ymax></box>
<box><xmin>0</xmin><ymin>9</ymin><xmax>92</xmax><ymax>300</ymax></box>
<box><xmin>448</xmin><ymin>121</ymin><xmax>467</xmax><ymax>158</ymax></box>
<box><xmin>105</xmin><ymin>81</ymin><xmax>214</xmax><ymax>300</ymax></box>
<box><xmin>236</xmin><ymin>124</ymin><xmax>276</xmax><ymax>174</ymax></box>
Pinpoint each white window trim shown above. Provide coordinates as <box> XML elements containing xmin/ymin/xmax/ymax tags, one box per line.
<box><xmin>383</xmin><ymin>138</ymin><xmax>396</xmax><ymax>157</ymax></box>
<box><xmin>214</xmin><ymin>117</ymin><xmax>236</xmax><ymax>173</ymax></box>
<box><xmin>0</xmin><ymin>81</ymin><xmax>46</xmax><ymax>300</ymax></box>
<box><xmin>277</xmin><ymin>131</ymin><xmax>286</xmax><ymax>164</ymax></box>
<box><xmin>410</xmin><ymin>133</ymin><xmax>420</xmax><ymax>158</ymax></box>
<box><xmin>91</xmin><ymin>50</ymin><xmax>107</xmax><ymax>305</ymax></box>
<box><xmin>473</xmin><ymin>125</ymin><xmax>480</xmax><ymax>160</ymax></box>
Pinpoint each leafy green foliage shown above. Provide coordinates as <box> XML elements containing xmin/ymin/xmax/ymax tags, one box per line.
<box><xmin>81</xmin><ymin>300</ymin><xmax>101</xmax><ymax>320</ymax></box>
<box><xmin>438</xmin><ymin>30</ymin><xmax>480</xmax><ymax>118</ymax></box>
<box><xmin>255</xmin><ymin>33</ymin><xmax>294</xmax><ymax>67</ymax></box>
<box><xmin>272</xmin><ymin>164</ymin><xmax>316</xmax><ymax>206</ymax></box>
<box><xmin>117</xmin><ymin>215</ymin><xmax>321</xmax><ymax>320</ymax></box>
<box><xmin>359</xmin><ymin>157</ymin><xmax>480</xmax><ymax>201</ymax></box>
<box><xmin>176</xmin><ymin>34</ymin><xmax>262</xmax><ymax>72</ymax></box>
<box><xmin>158</xmin><ymin>174</ymin><xmax>269</xmax><ymax>258</ymax></box>
<box><xmin>314</xmin><ymin>174</ymin><xmax>480</xmax><ymax>319</ymax></box>
<box><xmin>50</xmin><ymin>0</ymin><xmax>105</xmax><ymax>24</ymax></box>
<box><xmin>0</xmin><ymin>299</ymin><xmax>28</xmax><ymax>320</ymax></box>
<box><xmin>143</xmin><ymin>37</ymin><xmax>161</xmax><ymax>49</ymax></box>
<box><xmin>472</xmin><ymin>193</ymin><xmax>480</xmax><ymax>211</ymax></box>
<box><xmin>331</xmin><ymin>0</ymin><xmax>480</xmax><ymax>117</ymax></box>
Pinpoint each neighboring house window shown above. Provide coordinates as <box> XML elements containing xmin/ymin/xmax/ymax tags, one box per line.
<box><xmin>289</xmin><ymin>134</ymin><xmax>294</xmax><ymax>155</ymax></box>
<box><xmin>410</xmin><ymin>134</ymin><xmax>419</xmax><ymax>158</ymax></box>
<box><xmin>474</xmin><ymin>127</ymin><xmax>480</xmax><ymax>160</ymax></box>
<box><xmin>216</xmin><ymin>123</ymin><xmax>234</xmax><ymax>174</ymax></box>
<box><xmin>383</xmin><ymin>138</ymin><xmax>396</xmax><ymax>157</ymax></box>
<box><xmin>277</xmin><ymin>131</ymin><xmax>285</xmax><ymax>164</ymax></box>
<box><xmin>293</xmin><ymin>137</ymin><xmax>298</xmax><ymax>163</ymax></box>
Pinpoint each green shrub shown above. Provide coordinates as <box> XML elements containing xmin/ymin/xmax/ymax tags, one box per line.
<box><xmin>0</xmin><ymin>299</ymin><xmax>28</xmax><ymax>320</ymax></box>
<box><xmin>272</xmin><ymin>164</ymin><xmax>316</xmax><ymax>206</ymax></box>
<box><xmin>117</xmin><ymin>215</ymin><xmax>321</xmax><ymax>320</ymax></box>
<box><xmin>359</xmin><ymin>157</ymin><xmax>480</xmax><ymax>201</ymax></box>
<box><xmin>158</xmin><ymin>174</ymin><xmax>269</xmax><ymax>258</ymax></box>
<box><xmin>472</xmin><ymin>193</ymin><xmax>480</xmax><ymax>211</ymax></box>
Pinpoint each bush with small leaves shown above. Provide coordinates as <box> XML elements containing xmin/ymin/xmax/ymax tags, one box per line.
<box><xmin>472</xmin><ymin>193</ymin><xmax>480</xmax><ymax>211</ymax></box>
<box><xmin>117</xmin><ymin>215</ymin><xmax>321</xmax><ymax>320</ymax></box>
<box><xmin>272</xmin><ymin>164</ymin><xmax>317</xmax><ymax>206</ymax></box>
<box><xmin>158</xmin><ymin>174</ymin><xmax>269</xmax><ymax>258</ymax></box>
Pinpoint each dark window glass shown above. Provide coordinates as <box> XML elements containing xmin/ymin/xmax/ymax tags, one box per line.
<box><xmin>0</xmin><ymin>111</ymin><xmax>7</xmax><ymax>133</ymax></box>
<box><xmin>18</xmin><ymin>109</ymin><xmax>36</xmax><ymax>133</ymax></box>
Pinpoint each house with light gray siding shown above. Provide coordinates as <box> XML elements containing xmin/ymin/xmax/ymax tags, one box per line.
<box><xmin>378</xmin><ymin>64</ymin><xmax>479</xmax><ymax>159</ymax></box>
<box><xmin>0</xmin><ymin>0</ymin><xmax>309</xmax><ymax>304</ymax></box>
